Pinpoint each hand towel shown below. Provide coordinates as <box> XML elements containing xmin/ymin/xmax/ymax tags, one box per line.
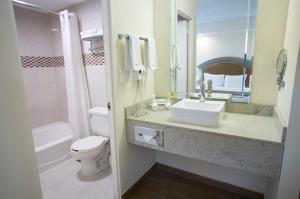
<box><xmin>124</xmin><ymin>35</ymin><xmax>144</xmax><ymax>71</ymax></box>
<box><xmin>144</xmin><ymin>37</ymin><xmax>158</xmax><ymax>70</ymax></box>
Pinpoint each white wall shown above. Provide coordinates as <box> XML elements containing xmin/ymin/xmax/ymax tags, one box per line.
<box><xmin>251</xmin><ymin>0</ymin><xmax>289</xmax><ymax>105</ymax></box>
<box><xmin>156</xmin><ymin>151</ymin><xmax>269</xmax><ymax>194</ymax></box>
<box><xmin>153</xmin><ymin>0</ymin><xmax>171</xmax><ymax>97</ymax></box>
<box><xmin>108</xmin><ymin>0</ymin><xmax>156</xmax><ymax>194</ymax></box>
<box><xmin>196</xmin><ymin>32</ymin><xmax>247</xmax><ymax>66</ymax></box>
<box><xmin>275</xmin><ymin>0</ymin><xmax>300</xmax><ymax>125</ymax></box>
<box><xmin>67</xmin><ymin>0</ymin><xmax>108</xmax><ymax>107</ymax></box>
<box><xmin>276</xmin><ymin>47</ymin><xmax>300</xmax><ymax>199</ymax></box>
<box><xmin>0</xmin><ymin>0</ymin><xmax>42</xmax><ymax>198</ymax></box>
<box><xmin>275</xmin><ymin>0</ymin><xmax>300</xmax><ymax>197</ymax></box>
<box><xmin>196</xmin><ymin>15</ymin><xmax>256</xmax><ymax>66</ymax></box>
<box><xmin>198</xmin><ymin>17</ymin><xmax>256</xmax><ymax>34</ymax></box>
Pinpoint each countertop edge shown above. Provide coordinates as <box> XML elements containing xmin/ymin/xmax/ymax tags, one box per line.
<box><xmin>127</xmin><ymin>116</ymin><xmax>284</xmax><ymax>146</ymax></box>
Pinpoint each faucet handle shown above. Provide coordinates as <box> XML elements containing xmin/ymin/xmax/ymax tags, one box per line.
<box><xmin>207</xmin><ymin>80</ymin><xmax>213</xmax><ymax>89</ymax></box>
<box><xmin>207</xmin><ymin>79</ymin><xmax>213</xmax><ymax>97</ymax></box>
<box><xmin>207</xmin><ymin>79</ymin><xmax>212</xmax><ymax>86</ymax></box>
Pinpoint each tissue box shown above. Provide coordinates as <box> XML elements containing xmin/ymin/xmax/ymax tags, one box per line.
<box><xmin>134</xmin><ymin>126</ymin><xmax>163</xmax><ymax>147</ymax></box>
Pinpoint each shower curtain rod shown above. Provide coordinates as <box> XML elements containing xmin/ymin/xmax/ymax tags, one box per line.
<box><xmin>12</xmin><ymin>0</ymin><xmax>60</xmax><ymax>16</ymax></box>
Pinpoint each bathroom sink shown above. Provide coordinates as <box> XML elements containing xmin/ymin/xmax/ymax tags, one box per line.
<box><xmin>170</xmin><ymin>99</ymin><xmax>225</xmax><ymax>127</ymax></box>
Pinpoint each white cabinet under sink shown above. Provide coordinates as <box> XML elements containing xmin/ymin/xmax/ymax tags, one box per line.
<box><xmin>170</xmin><ymin>99</ymin><xmax>225</xmax><ymax>127</ymax></box>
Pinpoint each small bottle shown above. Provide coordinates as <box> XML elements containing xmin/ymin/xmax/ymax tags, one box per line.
<box><xmin>151</xmin><ymin>93</ymin><xmax>158</xmax><ymax>111</ymax></box>
<box><xmin>165</xmin><ymin>93</ymin><xmax>172</xmax><ymax>110</ymax></box>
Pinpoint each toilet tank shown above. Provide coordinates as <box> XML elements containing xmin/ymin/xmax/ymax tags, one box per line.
<box><xmin>88</xmin><ymin>107</ymin><xmax>109</xmax><ymax>137</ymax></box>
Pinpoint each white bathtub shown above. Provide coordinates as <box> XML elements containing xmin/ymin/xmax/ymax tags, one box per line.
<box><xmin>32</xmin><ymin>122</ymin><xmax>73</xmax><ymax>173</ymax></box>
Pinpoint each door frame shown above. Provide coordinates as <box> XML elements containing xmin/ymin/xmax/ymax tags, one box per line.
<box><xmin>177</xmin><ymin>9</ymin><xmax>193</xmax><ymax>94</ymax></box>
<box><xmin>101</xmin><ymin>0</ymin><xmax>121</xmax><ymax>198</ymax></box>
<box><xmin>176</xmin><ymin>12</ymin><xmax>189</xmax><ymax>95</ymax></box>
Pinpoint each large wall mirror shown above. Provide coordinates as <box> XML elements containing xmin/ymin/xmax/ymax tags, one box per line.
<box><xmin>171</xmin><ymin>0</ymin><xmax>258</xmax><ymax>100</ymax></box>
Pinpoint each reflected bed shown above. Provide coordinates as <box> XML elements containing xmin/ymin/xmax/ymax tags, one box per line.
<box><xmin>196</xmin><ymin>57</ymin><xmax>252</xmax><ymax>95</ymax></box>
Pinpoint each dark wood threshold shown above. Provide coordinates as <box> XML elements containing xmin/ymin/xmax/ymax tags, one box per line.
<box><xmin>122</xmin><ymin>163</ymin><xmax>264</xmax><ymax>199</ymax></box>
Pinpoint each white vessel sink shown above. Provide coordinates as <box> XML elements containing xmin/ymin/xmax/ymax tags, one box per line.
<box><xmin>171</xmin><ymin>99</ymin><xmax>225</xmax><ymax>127</ymax></box>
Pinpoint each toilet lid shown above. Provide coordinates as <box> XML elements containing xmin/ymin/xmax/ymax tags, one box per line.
<box><xmin>71</xmin><ymin>136</ymin><xmax>108</xmax><ymax>151</ymax></box>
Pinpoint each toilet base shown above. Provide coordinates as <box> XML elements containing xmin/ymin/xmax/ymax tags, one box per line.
<box><xmin>80</xmin><ymin>159</ymin><xmax>101</xmax><ymax>177</ymax></box>
<box><xmin>72</xmin><ymin>141</ymin><xmax>111</xmax><ymax>177</ymax></box>
<box><xmin>79</xmin><ymin>156</ymin><xmax>110</xmax><ymax>177</ymax></box>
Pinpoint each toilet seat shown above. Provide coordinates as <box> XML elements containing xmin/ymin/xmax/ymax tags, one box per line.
<box><xmin>71</xmin><ymin>136</ymin><xmax>108</xmax><ymax>152</ymax></box>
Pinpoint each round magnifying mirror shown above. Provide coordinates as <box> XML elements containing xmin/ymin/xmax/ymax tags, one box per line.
<box><xmin>276</xmin><ymin>49</ymin><xmax>287</xmax><ymax>75</ymax></box>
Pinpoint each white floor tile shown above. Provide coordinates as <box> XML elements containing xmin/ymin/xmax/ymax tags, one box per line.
<box><xmin>40</xmin><ymin>159</ymin><xmax>114</xmax><ymax>199</ymax></box>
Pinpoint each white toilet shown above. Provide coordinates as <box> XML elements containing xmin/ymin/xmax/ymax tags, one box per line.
<box><xmin>71</xmin><ymin>107</ymin><xmax>110</xmax><ymax>177</ymax></box>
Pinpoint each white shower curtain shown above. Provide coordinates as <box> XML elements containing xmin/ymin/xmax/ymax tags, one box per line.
<box><xmin>60</xmin><ymin>10</ymin><xmax>90</xmax><ymax>140</ymax></box>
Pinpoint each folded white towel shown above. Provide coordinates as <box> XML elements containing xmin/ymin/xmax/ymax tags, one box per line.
<box><xmin>144</xmin><ymin>38</ymin><xmax>158</xmax><ymax>70</ymax></box>
<box><xmin>124</xmin><ymin>35</ymin><xmax>144</xmax><ymax>71</ymax></box>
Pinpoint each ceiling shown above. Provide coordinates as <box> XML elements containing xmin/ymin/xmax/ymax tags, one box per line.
<box><xmin>12</xmin><ymin>0</ymin><xmax>86</xmax><ymax>11</ymax></box>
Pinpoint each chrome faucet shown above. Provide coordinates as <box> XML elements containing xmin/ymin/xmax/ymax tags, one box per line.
<box><xmin>199</xmin><ymin>81</ymin><xmax>206</xmax><ymax>102</ymax></box>
<box><xmin>198</xmin><ymin>71</ymin><xmax>206</xmax><ymax>102</ymax></box>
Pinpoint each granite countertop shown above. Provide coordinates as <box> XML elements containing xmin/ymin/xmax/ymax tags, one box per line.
<box><xmin>127</xmin><ymin>109</ymin><xmax>284</xmax><ymax>145</ymax></box>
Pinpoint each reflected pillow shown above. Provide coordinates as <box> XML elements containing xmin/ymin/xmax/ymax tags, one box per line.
<box><xmin>224</xmin><ymin>75</ymin><xmax>244</xmax><ymax>88</ymax></box>
<box><xmin>204</xmin><ymin>73</ymin><xmax>225</xmax><ymax>87</ymax></box>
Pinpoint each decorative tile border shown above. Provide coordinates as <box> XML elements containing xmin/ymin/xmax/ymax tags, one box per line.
<box><xmin>21</xmin><ymin>52</ymin><xmax>104</xmax><ymax>68</ymax></box>
<box><xmin>21</xmin><ymin>56</ymin><xmax>64</xmax><ymax>68</ymax></box>
<box><xmin>52</xmin><ymin>56</ymin><xmax>64</xmax><ymax>67</ymax></box>
<box><xmin>21</xmin><ymin>56</ymin><xmax>52</xmax><ymax>68</ymax></box>
<box><xmin>82</xmin><ymin>52</ymin><xmax>105</xmax><ymax>66</ymax></box>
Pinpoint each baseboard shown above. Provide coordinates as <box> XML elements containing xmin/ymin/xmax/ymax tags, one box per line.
<box><xmin>122</xmin><ymin>163</ymin><xmax>264</xmax><ymax>199</ymax></box>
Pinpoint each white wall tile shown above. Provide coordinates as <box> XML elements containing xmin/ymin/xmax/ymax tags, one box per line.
<box><xmin>14</xmin><ymin>6</ymin><xmax>53</xmax><ymax>57</ymax></box>
<box><xmin>66</xmin><ymin>0</ymin><xmax>107</xmax><ymax>107</ymax></box>
<box><xmin>22</xmin><ymin>68</ymin><xmax>61</xmax><ymax>128</ymax></box>
<box><xmin>15</xmin><ymin>6</ymin><xmax>68</xmax><ymax>128</ymax></box>
<box><xmin>85</xmin><ymin>66</ymin><xmax>107</xmax><ymax>107</ymax></box>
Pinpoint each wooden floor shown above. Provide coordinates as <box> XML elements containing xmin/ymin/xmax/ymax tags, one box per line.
<box><xmin>123</xmin><ymin>164</ymin><xmax>263</xmax><ymax>199</ymax></box>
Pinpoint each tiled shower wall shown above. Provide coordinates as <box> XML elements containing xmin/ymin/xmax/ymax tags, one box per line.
<box><xmin>67</xmin><ymin>0</ymin><xmax>108</xmax><ymax>108</ymax></box>
<box><xmin>14</xmin><ymin>2</ymin><xmax>106</xmax><ymax>129</ymax></box>
<box><xmin>14</xmin><ymin>6</ymin><xmax>68</xmax><ymax>128</ymax></box>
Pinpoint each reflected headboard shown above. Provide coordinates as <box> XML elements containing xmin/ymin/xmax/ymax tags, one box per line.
<box><xmin>197</xmin><ymin>57</ymin><xmax>252</xmax><ymax>87</ymax></box>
